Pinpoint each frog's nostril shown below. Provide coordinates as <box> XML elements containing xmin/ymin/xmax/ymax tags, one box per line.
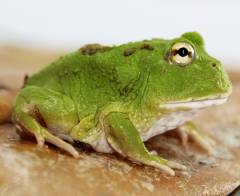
<box><xmin>212</xmin><ymin>63</ymin><xmax>217</xmax><ymax>67</ymax></box>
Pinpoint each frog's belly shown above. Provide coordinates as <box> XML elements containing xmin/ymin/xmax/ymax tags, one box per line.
<box><xmin>140</xmin><ymin>110</ymin><xmax>197</xmax><ymax>141</ymax></box>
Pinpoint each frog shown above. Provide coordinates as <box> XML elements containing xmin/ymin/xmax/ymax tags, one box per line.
<box><xmin>12</xmin><ymin>32</ymin><xmax>232</xmax><ymax>176</ymax></box>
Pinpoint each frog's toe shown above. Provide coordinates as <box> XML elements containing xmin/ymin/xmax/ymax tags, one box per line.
<box><xmin>35</xmin><ymin>134</ymin><xmax>45</xmax><ymax>148</ymax></box>
<box><xmin>160</xmin><ymin>165</ymin><xmax>175</xmax><ymax>176</ymax></box>
<box><xmin>166</xmin><ymin>160</ymin><xmax>187</xmax><ymax>170</ymax></box>
<box><xmin>152</xmin><ymin>162</ymin><xmax>175</xmax><ymax>176</ymax></box>
<box><xmin>199</xmin><ymin>139</ymin><xmax>217</xmax><ymax>155</ymax></box>
<box><xmin>33</xmin><ymin>129</ymin><xmax>80</xmax><ymax>158</ymax></box>
<box><xmin>45</xmin><ymin>132</ymin><xmax>80</xmax><ymax>158</ymax></box>
<box><xmin>149</xmin><ymin>156</ymin><xmax>185</xmax><ymax>176</ymax></box>
<box><xmin>153</xmin><ymin>155</ymin><xmax>186</xmax><ymax>171</ymax></box>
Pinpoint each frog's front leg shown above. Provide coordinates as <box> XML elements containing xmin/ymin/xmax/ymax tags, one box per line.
<box><xmin>178</xmin><ymin>121</ymin><xmax>216</xmax><ymax>154</ymax></box>
<box><xmin>104</xmin><ymin>112</ymin><xmax>186</xmax><ymax>176</ymax></box>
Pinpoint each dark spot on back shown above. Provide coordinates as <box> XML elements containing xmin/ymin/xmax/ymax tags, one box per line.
<box><xmin>140</xmin><ymin>43</ymin><xmax>154</xmax><ymax>50</ymax></box>
<box><xmin>24</xmin><ymin>75</ymin><xmax>29</xmax><ymax>84</ymax></box>
<box><xmin>123</xmin><ymin>47</ymin><xmax>136</xmax><ymax>56</ymax></box>
<box><xmin>22</xmin><ymin>74</ymin><xmax>29</xmax><ymax>88</ymax></box>
<box><xmin>79</xmin><ymin>44</ymin><xmax>112</xmax><ymax>55</ymax></box>
<box><xmin>0</xmin><ymin>85</ymin><xmax>11</xmax><ymax>91</ymax></box>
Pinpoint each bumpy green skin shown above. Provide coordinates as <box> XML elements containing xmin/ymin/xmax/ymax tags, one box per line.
<box><xmin>12</xmin><ymin>32</ymin><xmax>232</xmax><ymax>176</ymax></box>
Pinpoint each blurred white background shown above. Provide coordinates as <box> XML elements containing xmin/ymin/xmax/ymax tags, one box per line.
<box><xmin>0</xmin><ymin>0</ymin><xmax>239</xmax><ymax>68</ymax></box>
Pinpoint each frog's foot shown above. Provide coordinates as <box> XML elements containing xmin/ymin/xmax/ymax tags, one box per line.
<box><xmin>137</xmin><ymin>154</ymin><xmax>186</xmax><ymax>176</ymax></box>
<box><xmin>40</xmin><ymin>129</ymin><xmax>79</xmax><ymax>158</ymax></box>
<box><xmin>178</xmin><ymin>121</ymin><xmax>216</xmax><ymax>155</ymax></box>
<box><xmin>105</xmin><ymin>112</ymin><xmax>186</xmax><ymax>176</ymax></box>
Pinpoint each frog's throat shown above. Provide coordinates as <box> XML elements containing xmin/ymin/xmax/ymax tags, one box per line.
<box><xmin>160</xmin><ymin>97</ymin><xmax>229</xmax><ymax>109</ymax></box>
<box><xmin>140</xmin><ymin>96</ymin><xmax>229</xmax><ymax>141</ymax></box>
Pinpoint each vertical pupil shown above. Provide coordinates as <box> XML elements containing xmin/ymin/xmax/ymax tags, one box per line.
<box><xmin>178</xmin><ymin>47</ymin><xmax>188</xmax><ymax>57</ymax></box>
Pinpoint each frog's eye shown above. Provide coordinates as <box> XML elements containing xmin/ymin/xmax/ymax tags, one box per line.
<box><xmin>168</xmin><ymin>42</ymin><xmax>195</xmax><ymax>66</ymax></box>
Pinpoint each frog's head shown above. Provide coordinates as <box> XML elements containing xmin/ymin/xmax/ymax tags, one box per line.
<box><xmin>147</xmin><ymin>32</ymin><xmax>232</xmax><ymax>109</ymax></box>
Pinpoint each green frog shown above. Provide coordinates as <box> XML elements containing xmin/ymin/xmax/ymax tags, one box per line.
<box><xmin>12</xmin><ymin>32</ymin><xmax>232</xmax><ymax>176</ymax></box>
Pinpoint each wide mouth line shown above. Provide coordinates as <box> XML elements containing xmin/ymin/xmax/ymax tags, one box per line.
<box><xmin>165</xmin><ymin>96</ymin><xmax>229</xmax><ymax>104</ymax></box>
<box><xmin>160</xmin><ymin>96</ymin><xmax>230</xmax><ymax>109</ymax></box>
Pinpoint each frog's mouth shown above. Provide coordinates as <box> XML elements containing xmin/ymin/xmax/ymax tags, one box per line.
<box><xmin>161</xmin><ymin>97</ymin><xmax>229</xmax><ymax>109</ymax></box>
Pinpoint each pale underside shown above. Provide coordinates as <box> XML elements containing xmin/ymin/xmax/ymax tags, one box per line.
<box><xmin>53</xmin><ymin>98</ymin><xmax>228</xmax><ymax>153</ymax></box>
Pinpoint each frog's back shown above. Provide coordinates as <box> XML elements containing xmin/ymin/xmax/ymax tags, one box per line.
<box><xmin>26</xmin><ymin>43</ymin><xmax>119</xmax><ymax>91</ymax></box>
<box><xmin>26</xmin><ymin>51</ymin><xmax>89</xmax><ymax>92</ymax></box>
<box><xmin>25</xmin><ymin>40</ymin><xmax>162</xmax><ymax>95</ymax></box>
<box><xmin>24</xmin><ymin>40</ymin><xmax>164</xmax><ymax>117</ymax></box>
<box><xmin>25</xmin><ymin>44</ymin><xmax>130</xmax><ymax>117</ymax></box>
